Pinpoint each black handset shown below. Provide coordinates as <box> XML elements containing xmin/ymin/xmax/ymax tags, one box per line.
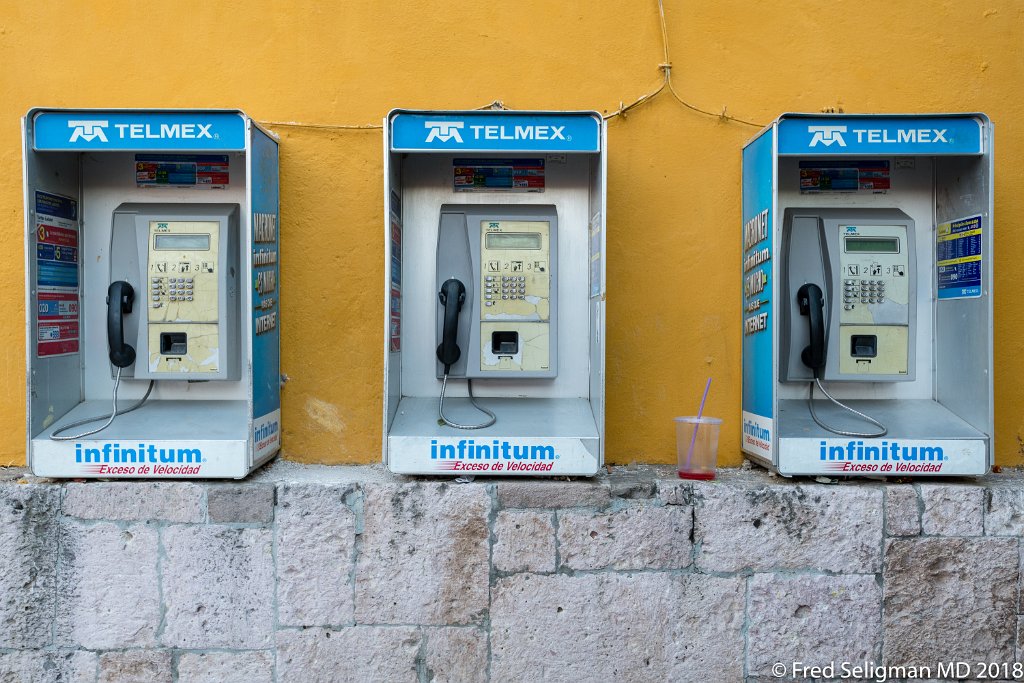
<box><xmin>797</xmin><ymin>283</ymin><xmax>826</xmax><ymax>378</ymax></box>
<box><xmin>106</xmin><ymin>280</ymin><xmax>136</xmax><ymax>369</ymax></box>
<box><xmin>436</xmin><ymin>278</ymin><xmax>466</xmax><ymax>373</ymax></box>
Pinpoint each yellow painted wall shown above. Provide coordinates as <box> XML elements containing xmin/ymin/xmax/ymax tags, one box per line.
<box><xmin>1</xmin><ymin>1</ymin><xmax>1022</xmax><ymax>467</ymax></box>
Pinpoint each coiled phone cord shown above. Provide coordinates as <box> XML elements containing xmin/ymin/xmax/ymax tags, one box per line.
<box><xmin>49</xmin><ymin>368</ymin><xmax>156</xmax><ymax>441</ymax></box>
<box><xmin>807</xmin><ymin>378</ymin><xmax>887</xmax><ymax>438</ymax></box>
<box><xmin>438</xmin><ymin>374</ymin><xmax>496</xmax><ymax>430</ymax></box>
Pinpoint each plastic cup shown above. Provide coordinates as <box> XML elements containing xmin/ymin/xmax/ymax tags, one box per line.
<box><xmin>675</xmin><ymin>416</ymin><xmax>722</xmax><ymax>480</ymax></box>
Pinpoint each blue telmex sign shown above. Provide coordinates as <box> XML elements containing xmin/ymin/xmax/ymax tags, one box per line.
<box><xmin>391</xmin><ymin>113</ymin><xmax>601</xmax><ymax>152</ymax></box>
<box><xmin>32</xmin><ymin>111</ymin><xmax>247</xmax><ymax>151</ymax></box>
<box><xmin>777</xmin><ymin>116</ymin><xmax>985</xmax><ymax>155</ymax></box>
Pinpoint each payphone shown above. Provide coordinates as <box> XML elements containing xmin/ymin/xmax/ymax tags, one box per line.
<box><xmin>24</xmin><ymin>109</ymin><xmax>280</xmax><ymax>478</ymax></box>
<box><xmin>781</xmin><ymin>209</ymin><xmax>916</xmax><ymax>437</ymax></box>
<box><xmin>741</xmin><ymin>113</ymin><xmax>993</xmax><ymax>477</ymax></box>
<box><xmin>384</xmin><ymin>109</ymin><xmax>606</xmax><ymax>475</ymax></box>
<box><xmin>436</xmin><ymin>205</ymin><xmax>557</xmax><ymax>380</ymax></box>
<box><xmin>435</xmin><ymin>205</ymin><xmax>558</xmax><ymax>428</ymax></box>
<box><xmin>109</xmin><ymin>204</ymin><xmax>240</xmax><ymax>381</ymax></box>
<box><xmin>782</xmin><ymin>209</ymin><xmax>915</xmax><ymax>386</ymax></box>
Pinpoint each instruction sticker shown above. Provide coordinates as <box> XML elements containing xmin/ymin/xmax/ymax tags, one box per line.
<box><xmin>35</xmin><ymin>191</ymin><xmax>80</xmax><ymax>357</ymax></box>
<box><xmin>136</xmin><ymin>154</ymin><xmax>229</xmax><ymax>188</ymax></box>
<box><xmin>937</xmin><ymin>214</ymin><xmax>983</xmax><ymax>299</ymax></box>
<box><xmin>799</xmin><ymin>160</ymin><xmax>889</xmax><ymax>193</ymax></box>
<box><xmin>454</xmin><ymin>158</ymin><xmax>544</xmax><ymax>192</ymax></box>
<box><xmin>390</xmin><ymin>215</ymin><xmax>402</xmax><ymax>352</ymax></box>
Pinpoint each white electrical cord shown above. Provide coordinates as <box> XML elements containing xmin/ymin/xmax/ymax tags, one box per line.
<box><xmin>438</xmin><ymin>374</ymin><xmax>496</xmax><ymax>430</ymax></box>
<box><xmin>807</xmin><ymin>378</ymin><xmax>887</xmax><ymax>438</ymax></box>
<box><xmin>49</xmin><ymin>368</ymin><xmax>155</xmax><ymax>440</ymax></box>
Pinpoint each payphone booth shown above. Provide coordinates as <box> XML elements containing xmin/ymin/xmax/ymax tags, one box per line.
<box><xmin>383</xmin><ymin>109</ymin><xmax>607</xmax><ymax>476</ymax></box>
<box><xmin>741</xmin><ymin>113</ymin><xmax>993</xmax><ymax>477</ymax></box>
<box><xmin>23</xmin><ymin>109</ymin><xmax>281</xmax><ymax>478</ymax></box>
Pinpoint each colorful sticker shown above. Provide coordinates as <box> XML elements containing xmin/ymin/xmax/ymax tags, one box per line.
<box><xmin>937</xmin><ymin>214</ymin><xmax>983</xmax><ymax>299</ymax></box>
<box><xmin>390</xmin><ymin>216</ymin><xmax>402</xmax><ymax>351</ymax></box>
<box><xmin>453</xmin><ymin>158</ymin><xmax>544</xmax><ymax>192</ymax></box>
<box><xmin>35</xmin><ymin>191</ymin><xmax>80</xmax><ymax>357</ymax></box>
<box><xmin>136</xmin><ymin>154</ymin><xmax>229</xmax><ymax>189</ymax></box>
<box><xmin>799</xmin><ymin>160</ymin><xmax>889</xmax><ymax>193</ymax></box>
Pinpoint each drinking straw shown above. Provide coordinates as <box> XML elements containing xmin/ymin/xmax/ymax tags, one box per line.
<box><xmin>684</xmin><ymin>377</ymin><xmax>713</xmax><ymax>469</ymax></box>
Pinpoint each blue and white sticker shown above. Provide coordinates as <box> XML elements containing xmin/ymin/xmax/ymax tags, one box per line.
<box><xmin>778</xmin><ymin>116</ymin><xmax>984</xmax><ymax>156</ymax></box>
<box><xmin>33</xmin><ymin>111</ymin><xmax>247</xmax><ymax>151</ymax></box>
<box><xmin>741</xmin><ymin>127</ymin><xmax>775</xmax><ymax>462</ymax></box>
<box><xmin>391</xmin><ymin>113</ymin><xmax>600</xmax><ymax>152</ymax></box>
<box><xmin>937</xmin><ymin>214</ymin><xmax>983</xmax><ymax>299</ymax></box>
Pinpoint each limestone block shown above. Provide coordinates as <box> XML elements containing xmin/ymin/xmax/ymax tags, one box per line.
<box><xmin>747</xmin><ymin>573</ymin><xmax>882</xmax><ymax>676</ymax></box>
<box><xmin>276</xmin><ymin>483</ymin><xmax>356</xmax><ymax>626</ymax></box>
<box><xmin>0</xmin><ymin>484</ymin><xmax>59</xmax><ymax>648</ymax></box>
<box><xmin>422</xmin><ymin>627</ymin><xmax>488</xmax><ymax>683</ymax></box>
<box><xmin>885</xmin><ymin>485</ymin><xmax>920</xmax><ymax>536</ymax></box>
<box><xmin>355</xmin><ymin>483</ymin><xmax>489</xmax><ymax>625</ymax></box>
<box><xmin>97</xmin><ymin>650</ymin><xmax>171</xmax><ymax>683</ymax></box>
<box><xmin>161</xmin><ymin>526</ymin><xmax>274</xmax><ymax>648</ymax></box>
<box><xmin>491</xmin><ymin>572</ymin><xmax>744</xmax><ymax>681</ymax></box>
<box><xmin>55</xmin><ymin>521</ymin><xmax>160</xmax><ymax>649</ymax></box>
<box><xmin>496</xmin><ymin>480</ymin><xmax>610</xmax><ymax>509</ymax></box>
<box><xmin>557</xmin><ymin>505</ymin><xmax>692</xmax><ymax>570</ymax></box>
<box><xmin>656</xmin><ymin>479</ymin><xmax>695</xmax><ymax>506</ymax></box>
<box><xmin>985</xmin><ymin>487</ymin><xmax>1024</xmax><ymax>536</ymax></box>
<box><xmin>207</xmin><ymin>484</ymin><xmax>275</xmax><ymax>524</ymax></box>
<box><xmin>694</xmin><ymin>482</ymin><xmax>883</xmax><ymax>573</ymax></box>
<box><xmin>919</xmin><ymin>484</ymin><xmax>984</xmax><ymax>536</ymax></box>
<box><xmin>493</xmin><ymin>510</ymin><xmax>555</xmax><ymax>573</ymax></box>
<box><xmin>884</xmin><ymin>537</ymin><xmax>1018</xmax><ymax>665</ymax></box>
<box><xmin>277</xmin><ymin>627</ymin><xmax>420</xmax><ymax>683</ymax></box>
<box><xmin>0</xmin><ymin>650</ymin><xmax>96</xmax><ymax>683</ymax></box>
<box><xmin>176</xmin><ymin>651</ymin><xmax>274</xmax><ymax>683</ymax></box>
<box><xmin>63</xmin><ymin>482</ymin><xmax>204</xmax><ymax>522</ymax></box>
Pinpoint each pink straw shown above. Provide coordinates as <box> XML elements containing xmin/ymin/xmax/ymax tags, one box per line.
<box><xmin>684</xmin><ymin>378</ymin><xmax>713</xmax><ymax>469</ymax></box>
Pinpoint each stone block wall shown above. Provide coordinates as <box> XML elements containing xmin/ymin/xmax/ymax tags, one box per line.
<box><xmin>1</xmin><ymin>463</ymin><xmax>1023</xmax><ymax>682</ymax></box>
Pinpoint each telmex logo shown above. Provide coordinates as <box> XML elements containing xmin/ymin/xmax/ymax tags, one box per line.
<box><xmin>66</xmin><ymin>119</ymin><xmax>215</xmax><ymax>142</ymax></box>
<box><xmin>423</xmin><ymin>120</ymin><xmax>570</xmax><ymax>144</ymax></box>
<box><xmin>68</xmin><ymin>120</ymin><xmax>109</xmax><ymax>143</ymax></box>
<box><xmin>808</xmin><ymin>125</ymin><xmax>847</xmax><ymax>148</ymax></box>
<box><xmin>424</xmin><ymin>121</ymin><xmax>464</xmax><ymax>143</ymax></box>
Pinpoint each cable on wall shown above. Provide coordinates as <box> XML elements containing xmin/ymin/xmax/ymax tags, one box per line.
<box><xmin>256</xmin><ymin>3</ymin><xmax>764</xmax><ymax>133</ymax></box>
<box><xmin>604</xmin><ymin>0</ymin><xmax>763</xmax><ymax>127</ymax></box>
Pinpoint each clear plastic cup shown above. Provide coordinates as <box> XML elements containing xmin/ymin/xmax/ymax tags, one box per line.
<box><xmin>675</xmin><ymin>416</ymin><xmax>722</xmax><ymax>480</ymax></box>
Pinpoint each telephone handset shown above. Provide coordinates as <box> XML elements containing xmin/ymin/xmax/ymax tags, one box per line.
<box><xmin>437</xmin><ymin>278</ymin><xmax>466</xmax><ymax>373</ymax></box>
<box><xmin>797</xmin><ymin>283</ymin><xmax>825</xmax><ymax>378</ymax></box>
<box><xmin>106</xmin><ymin>281</ymin><xmax>136</xmax><ymax>369</ymax></box>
